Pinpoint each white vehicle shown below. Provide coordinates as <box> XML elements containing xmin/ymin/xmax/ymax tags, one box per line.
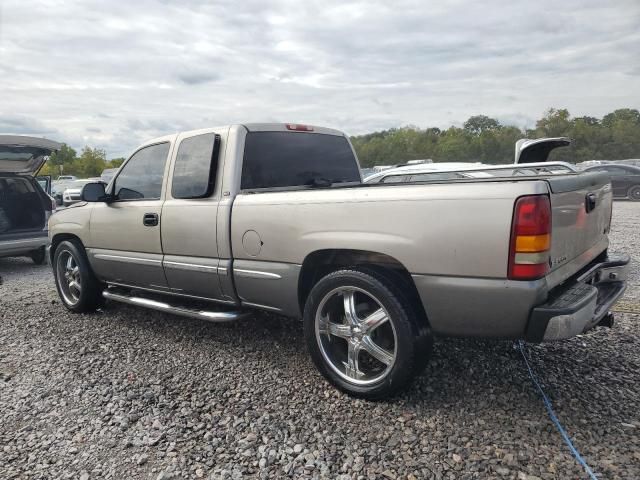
<box><xmin>364</xmin><ymin>162</ymin><xmax>494</xmax><ymax>183</ymax></box>
<box><xmin>365</xmin><ymin>138</ymin><xmax>575</xmax><ymax>184</ymax></box>
<box><xmin>62</xmin><ymin>179</ymin><xmax>99</xmax><ymax>207</ymax></box>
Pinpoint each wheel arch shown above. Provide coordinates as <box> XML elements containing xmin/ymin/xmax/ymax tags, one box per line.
<box><xmin>49</xmin><ymin>233</ymin><xmax>84</xmax><ymax>264</ymax></box>
<box><xmin>297</xmin><ymin>249</ymin><xmax>428</xmax><ymax>325</ymax></box>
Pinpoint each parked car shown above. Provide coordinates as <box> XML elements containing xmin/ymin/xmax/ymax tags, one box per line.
<box><xmin>56</xmin><ymin>175</ymin><xmax>77</xmax><ymax>181</ymax></box>
<box><xmin>48</xmin><ymin>123</ymin><xmax>629</xmax><ymax>399</ymax></box>
<box><xmin>62</xmin><ymin>179</ymin><xmax>99</xmax><ymax>207</ymax></box>
<box><xmin>52</xmin><ymin>179</ymin><xmax>76</xmax><ymax>205</ymax></box>
<box><xmin>583</xmin><ymin>164</ymin><xmax>640</xmax><ymax>201</ymax></box>
<box><xmin>0</xmin><ymin>135</ymin><xmax>60</xmax><ymax>264</ymax></box>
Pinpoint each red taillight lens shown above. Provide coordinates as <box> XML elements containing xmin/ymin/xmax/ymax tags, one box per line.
<box><xmin>285</xmin><ymin>123</ymin><xmax>314</xmax><ymax>132</ymax></box>
<box><xmin>508</xmin><ymin>195</ymin><xmax>551</xmax><ymax>280</ymax></box>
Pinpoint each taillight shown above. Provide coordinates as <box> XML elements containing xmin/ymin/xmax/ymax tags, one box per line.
<box><xmin>285</xmin><ymin>123</ymin><xmax>313</xmax><ymax>132</ymax></box>
<box><xmin>508</xmin><ymin>195</ymin><xmax>551</xmax><ymax>280</ymax></box>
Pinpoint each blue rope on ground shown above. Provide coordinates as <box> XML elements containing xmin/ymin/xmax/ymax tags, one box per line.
<box><xmin>516</xmin><ymin>340</ymin><xmax>599</xmax><ymax>480</ymax></box>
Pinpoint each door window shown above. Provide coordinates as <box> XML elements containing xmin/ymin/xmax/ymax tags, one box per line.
<box><xmin>113</xmin><ymin>143</ymin><xmax>170</xmax><ymax>200</ymax></box>
<box><xmin>171</xmin><ymin>133</ymin><xmax>220</xmax><ymax>199</ymax></box>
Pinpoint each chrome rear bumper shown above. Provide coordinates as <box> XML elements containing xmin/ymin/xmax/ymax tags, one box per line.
<box><xmin>525</xmin><ymin>252</ymin><xmax>630</xmax><ymax>342</ymax></box>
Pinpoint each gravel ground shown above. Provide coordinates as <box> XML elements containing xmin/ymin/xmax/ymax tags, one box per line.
<box><xmin>1</xmin><ymin>203</ymin><xmax>639</xmax><ymax>480</ymax></box>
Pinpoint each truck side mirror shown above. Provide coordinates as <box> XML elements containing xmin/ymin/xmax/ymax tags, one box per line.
<box><xmin>81</xmin><ymin>182</ymin><xmax>108</xmax><ymax>202</ymax></box>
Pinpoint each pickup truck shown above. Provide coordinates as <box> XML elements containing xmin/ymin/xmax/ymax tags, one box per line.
<box><xmin>48</xmin><ymin>123</ymin><xmax>630</xmax><ymax>399</ymax></box>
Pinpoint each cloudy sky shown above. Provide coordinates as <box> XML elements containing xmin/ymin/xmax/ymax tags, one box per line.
<box><xmin>1</xmin><ymin>0</ymin><xmax>639</xmax><ymax>157</ymax></box>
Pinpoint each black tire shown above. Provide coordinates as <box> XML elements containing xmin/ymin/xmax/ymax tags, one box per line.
<box><xmin>303</xmin><ymin>268</ymin><xmax>432</xmax><ymax>400</ymax></box>
<box><xmin>628</xmin><ymin>185</ymin><xmax>640</xmax><ymax>202</ymax></box>
<box><xmin>52</xmin><ymin>240</ymin><xmax>103</xmax><ymax>313</ymax></box>
<box><xmin>29</xmin><ymin>247</ymin><xmax>46</xmax><ymax>265</ymax></box>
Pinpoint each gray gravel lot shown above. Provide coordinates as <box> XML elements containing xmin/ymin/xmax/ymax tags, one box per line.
<box><xmin>1</xmin><ymin>203</ymin><xmax>639</xmax><ymax>480</ymax></box>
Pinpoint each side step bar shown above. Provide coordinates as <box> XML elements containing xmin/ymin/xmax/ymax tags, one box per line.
<box><xmin>102</xmin><ymin>289</ymin><xmax>249</xmax><ymax>323</ymax></box>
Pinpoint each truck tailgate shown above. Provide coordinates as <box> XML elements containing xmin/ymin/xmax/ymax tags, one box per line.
<box><xmin>545</xmin><ymin>171</ymin><xmax>613</xmax><ymax>289</ymax></box>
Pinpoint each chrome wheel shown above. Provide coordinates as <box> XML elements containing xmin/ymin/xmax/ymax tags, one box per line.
<box><xmin>315</xmin><ymin>287</ymin><xmax>397</xmax><ymax>385</ymax></box>
<box><xmin>56</xmin><ymin>250</ymin><xmax>82</xmax><ymax>305</ymax></box>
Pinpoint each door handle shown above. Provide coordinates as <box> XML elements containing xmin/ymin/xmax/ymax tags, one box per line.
<box><xmin>143</xmin><ymin>213</ymin><xmax>159</xmax><ymax>227</ymax></box>
<box><xmin>585</xmin><ymin>193</ymin><xmax>597</xmax><ymax>213</ymax></box>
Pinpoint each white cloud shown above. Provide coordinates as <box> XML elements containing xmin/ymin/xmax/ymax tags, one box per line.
<box><xmin>0</xmin><ymin>0</ymin><xmax>638</xmax><ymax>157</ymax></box>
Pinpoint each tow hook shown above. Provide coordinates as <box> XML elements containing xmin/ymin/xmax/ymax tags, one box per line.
<box><xmin>597</xmin><ymin>312</ymin><xmax>615</xmax><ymax>328</ymax></box>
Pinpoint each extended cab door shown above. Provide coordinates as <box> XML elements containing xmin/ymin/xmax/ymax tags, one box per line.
<box><xmin>87</xmin><ymin>141</ymin><xmax>172</xmax><ymax>288</ymax></box>
<box><xmin>160</xmin><ymin>129</ymin><xmax>228</xmax><ymax>302</ymax></box>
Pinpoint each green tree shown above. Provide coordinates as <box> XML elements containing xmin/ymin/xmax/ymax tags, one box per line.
<box><xmin>76</xmin><ymin>147</ymin><xmax>107</xmax><ymax>177</ymax></box>
<box><xmin>602</xmin><ymin>108</ymin><xmax>640</xmax><ymax>127</ymax></box>
<box><xmin>535</xmin><ymin>108</ymin><xmax>572</xmax><ymax>137</ymax></box>
<box><xmin>107</xmin><ymin>157</ymin><xmax>125</xmax><ymax>168</ymax></box>
<box><xmin>463</xmin><ymin>115</ymin><xmax>500</xmax><ymax>135</ymax></box>
<box><xmin>47</xmin><ymin>144</ymin><xmax>77</xmax><ymax>176</ymax></box>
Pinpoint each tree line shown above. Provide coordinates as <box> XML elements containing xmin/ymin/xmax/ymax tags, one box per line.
<box><xmin>351</xmin><ymin>108</ymin><xmax>640</xmax><ymax>168</ymax></box>
<box><xmin>40</xmin><ymin>145</ymin><xmax>125</xmax><ymax>178</ymax></box>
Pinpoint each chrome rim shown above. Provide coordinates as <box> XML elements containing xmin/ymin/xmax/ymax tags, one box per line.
<box><xmin>56</xmin><ymin>250</ymin><xmax>82</xmax><ymax>305</ymax></box>
<box><xmin>315</xmin><ymin>286</ymin><xmax>397</xmax><ymax>385</ymax></box>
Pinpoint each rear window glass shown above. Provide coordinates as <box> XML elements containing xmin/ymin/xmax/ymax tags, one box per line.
<box><xmin>0</xmin><ymin>145</ymin><xmax>47</xmax><ymax>162</ymax></box>
<box><xmin>241</xmin><ymin>132</ymin><xmax>360</xmax><ymax>190</ymax></box>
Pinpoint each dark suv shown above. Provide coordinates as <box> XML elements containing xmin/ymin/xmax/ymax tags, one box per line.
<box><xmin>0</xmin><ymin>136</ymin><xmax>61</xmax><ymax>263</ymax></box>
<box><xmin>584</xmin><ymin>164</ymin><xmax>640</xmax><ymax>201</ymax></box>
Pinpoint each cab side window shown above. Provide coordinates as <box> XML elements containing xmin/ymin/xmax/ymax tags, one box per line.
<box><xmin>171</xmin><ymin>133</ymin><xmax>220</xmax><ymax>199</ymax></box>
<box><xmin>114</xmin><ymin>143</ymin><xmax>170</xmax><ymax>200</ymax></box>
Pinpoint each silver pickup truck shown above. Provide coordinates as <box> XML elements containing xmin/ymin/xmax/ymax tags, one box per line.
<box><xmin>48</xmin><ymin>124</ymin><xmax>630</xmax><ymax>399</ymax></box>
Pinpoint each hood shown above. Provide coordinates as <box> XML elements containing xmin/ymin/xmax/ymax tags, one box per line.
<box><xmin>514</xmin><ymin>137</ymin><xmax>572</xmax><ymax>164</ymax></box>
<box><xmin>0</xmin><ymin>135</ymin><xmax>63</xmax><ymax>175</ymax></box>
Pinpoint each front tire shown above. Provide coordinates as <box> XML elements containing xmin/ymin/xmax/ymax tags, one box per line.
<box><xmin>53</xmin><ymin>240</ymin><xmax>103</xmax><ymax>312</ymax></box>
<box><xmin>628</xmin><ymin>185</ymin><xmax>640</xmax><ymax>202</ymax></box>
<box><xmin>303</xmin><ymin>269</ymin><xmax>432</xmax><ymax>400</ymax></box>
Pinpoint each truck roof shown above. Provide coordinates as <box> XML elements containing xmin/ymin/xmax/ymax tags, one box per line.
<box><xmin>138</xmin><ymin>124</ymin><xmax>347</xmax><ymax>152</ymax></box>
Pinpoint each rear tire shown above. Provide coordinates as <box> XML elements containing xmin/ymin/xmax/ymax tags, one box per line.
<box><xmin>53</xmin><ymin>240</ymin><xmax>103</xmax><ymax>313</ymax></box>
<box><xmin>628</xmin><ymin>185</ymin><xmax>640</xmax><ymax>202</ymax></box>
<box><xmin>303</xmin><ymin>268</ymin><xmax>432</xmax><ymax>400</ymax></box>
<box><xmin>29</xmin><ymin>247</ymin><xmax>46</xmax><ymax>265</ymax></box>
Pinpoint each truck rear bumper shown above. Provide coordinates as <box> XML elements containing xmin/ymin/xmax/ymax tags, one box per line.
<box><xmin>524</xmin><ymin>252</ymin><xmax>630</xmax><ymax>342</ymax></box>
